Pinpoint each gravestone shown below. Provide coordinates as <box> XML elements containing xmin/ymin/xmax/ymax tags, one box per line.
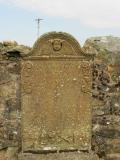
<box><xmin>20</xmin><ymin>32</ymin><xmax>94</xmax><ymax>159</ymax></box>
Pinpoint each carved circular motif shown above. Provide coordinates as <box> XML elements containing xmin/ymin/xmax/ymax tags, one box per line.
<box><xmin>25</xmin><ymin>62</ymin><xmax>33</xmax><ymax>69</ymax></box>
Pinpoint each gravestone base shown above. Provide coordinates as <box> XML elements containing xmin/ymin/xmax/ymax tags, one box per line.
<box><xmin>18</xmin><ymin>152</ymin><xmax>99</xmax><ymax>160</ymax></box>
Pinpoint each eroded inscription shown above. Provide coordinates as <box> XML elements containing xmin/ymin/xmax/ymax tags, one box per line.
<box><xmin>21</xmin><ymin>60</ymin><xmax>92</xmax><ymax>151</ymax></box>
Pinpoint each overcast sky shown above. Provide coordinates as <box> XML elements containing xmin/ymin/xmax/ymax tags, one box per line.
<box><xmin>0</xmin><ymin>0</ymin><xmax>120</xmax><ymax>46</ymax></box>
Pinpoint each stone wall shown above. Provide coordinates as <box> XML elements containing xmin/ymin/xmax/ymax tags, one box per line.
<box><xmin>0</xmin><ymin>42</ymin><xmax>30</xmax><ymax>159</ymax></box>
<box><xmin>0</xmin><ymin>36</ymin><xmax>120</xmax><ymax>159</ymax></box>
<box><xmin>83</xmin><ymin>36</ymin><xmax>120</xmax><ymax>160</ymax></box>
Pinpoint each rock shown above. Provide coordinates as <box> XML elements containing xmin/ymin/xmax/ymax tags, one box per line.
<box><xmin>0</xmin><ymin>43</ymin><xmax>3</xmax><ymax>49</ymax></box>
<box><xmin>106</xmin><ymin>153</ymin><xmax>120</xmax><ymax>160</ymax></box>
<box><xmin>1</xmin><ymin>43</ymin><xmax>31</xmax><ymax>59</ymax></box>
<box><xmin>83</xmin><ymin>36</ymin><xmax>120</xmax><ymax>65</ymax></box>
<box><xmin>3</xmin><ymin>41</ymin><xmax>18</xmax><ymax>47</ymax></box>
<box><xmin>6</xmin><ymin>45</ymin><xmax>31</xmax><ymax>57</ymax></box>
<box><xmin>0</xmin><ymin>149</ymin><xmax>7</xmax><ymax>160</ymax></box>
<box><xmin>6</xmin><ymin>147</ymin><xmax>18</xmax><ymax>160</ymax></box>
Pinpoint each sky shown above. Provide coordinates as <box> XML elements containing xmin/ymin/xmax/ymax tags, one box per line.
<box><xmin>0</xmin><ymin>0</ymin><xmax>120</xmax><ymax>47</ymax></box>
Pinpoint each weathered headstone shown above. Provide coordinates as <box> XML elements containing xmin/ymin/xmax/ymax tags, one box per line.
<box><xmin>20</xmin><ymin>32</ymin><xmax>94</xmax><ymax>158</ymax></box>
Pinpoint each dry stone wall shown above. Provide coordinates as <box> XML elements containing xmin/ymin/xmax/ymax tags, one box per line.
<box><xmin>83</xmin><ymin>36</ymin><xmax>120</xmax><ymax>160</ymax></box>
<box><xmin>0</xmin><ymin>42</ymin><xmax>30</xmax><ymax>159</ymax></box>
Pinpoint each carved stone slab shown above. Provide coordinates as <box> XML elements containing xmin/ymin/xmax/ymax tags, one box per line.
<box><xmin>21</xmin><ymin>32</ymin><xmax>93</xmax><ymax>153</ymax></box>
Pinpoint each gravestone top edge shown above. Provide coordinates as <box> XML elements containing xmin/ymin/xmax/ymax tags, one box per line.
<box><xmin>26</xmin><ymin>32</ymin><xmax>93</xmax><ymax>58</ymax></box>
